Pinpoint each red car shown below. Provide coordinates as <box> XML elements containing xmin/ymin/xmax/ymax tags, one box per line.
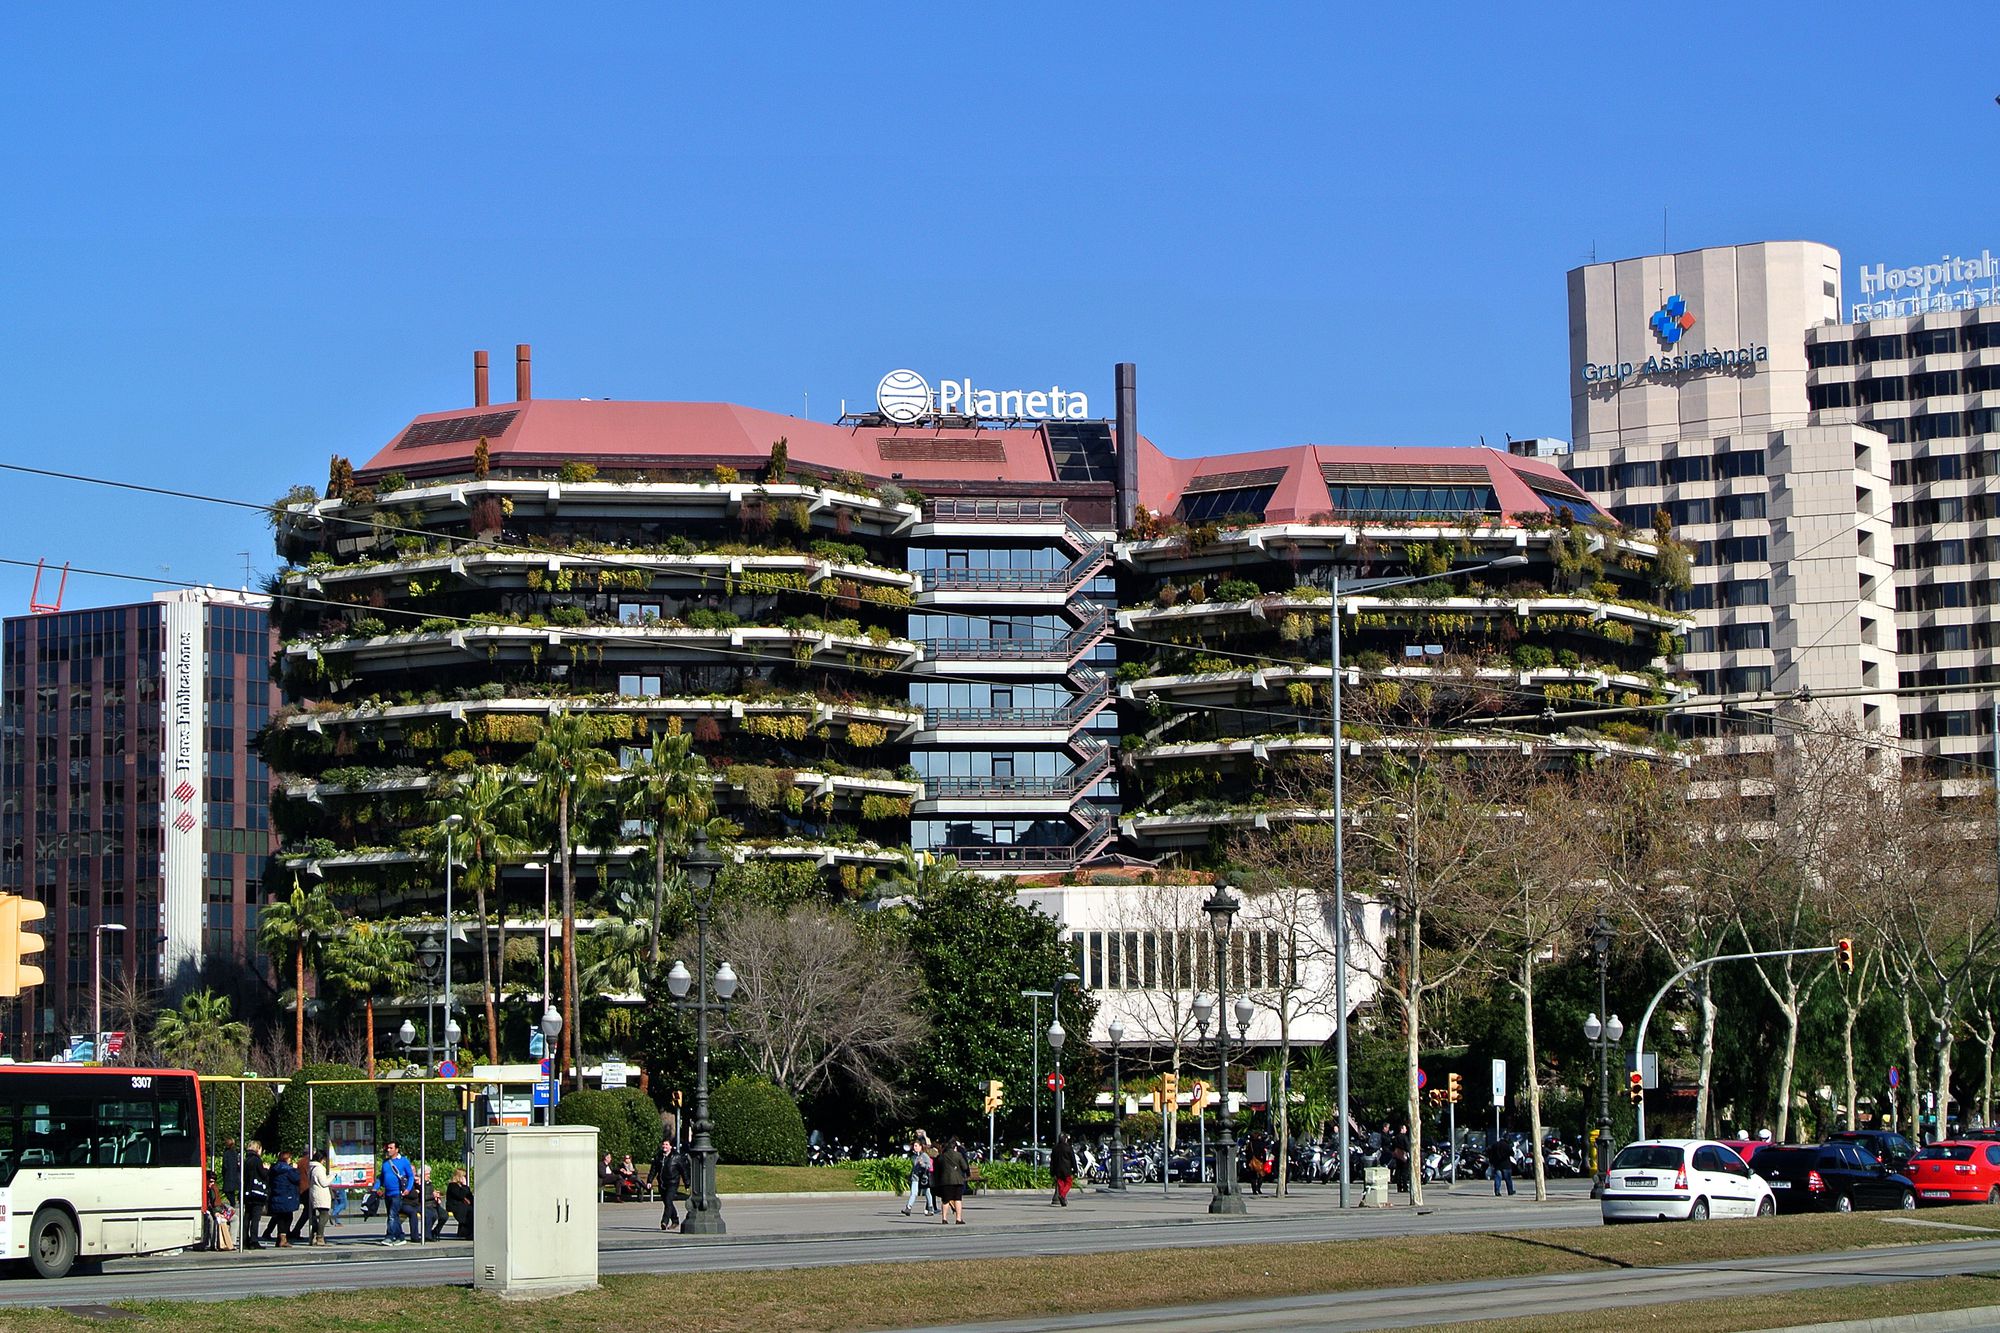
<box><xmin>1715</xmin><ymin>1139</ymin><xmax>1772</xmax><ymax>1165</ymax></box>
<box><xmin>1908</xmin><ymin>1141</ymin><xmax>2000</xmax><ymax>1205</ymax></box>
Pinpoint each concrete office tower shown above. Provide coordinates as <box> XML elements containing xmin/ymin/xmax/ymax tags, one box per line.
<box><xmin>1805</xmin><ymin>307</ymin><xmax>2000</xmax><ymax>775</ymax></box>
<box><xmin>0</xmin><ymin>588</ymin><xmax>275</xmax><ymax>1058</ymax></box>
<box><xmin>1564</xmin><ymin>241</ymin><xmax>1899</xmax><ymax>739</ymax></box>
<box><xmin>1569</xmin><ymin>241</ymin><xmax>1841</xmax><ymax>450</ymax></box>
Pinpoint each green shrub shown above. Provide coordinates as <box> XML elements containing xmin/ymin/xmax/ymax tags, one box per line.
<box><xmin>557</xmin><ymin>461</ymin><xmax>599</xmax><ymax>484</ymax></box>
<box><xmin>267</xmin><ymin>1063</ymin><xmax>374</xmax><ymax>1155</ymax></box>
<box><xmin>852</xmin><ymin>1156</ymin><xmax>911</xmax><ymax>1192</ymax></box>
<box><xmin>204</xmin><ymin>1078</ymin><xmax>283</xmax><ymax>1149</ymax></box>
<box><xmin>975</xmin><ymin>1160</ymin><xmax>1051</xmax><ymax>1190</ymax></box>
<box><xmin>710</xmin><ymin>1076</ymin><xmax>807</xmax><ymax>1165</ymax></box>
<box><xmin>554</xmin><ymin>1087</ymin><xmax>665</xmax><ymax>1162</ymax></box>
<box><xmin>1212</xmin><ymin>578</ymin><xmax>1262</xmax><ymax>602</ymax></box>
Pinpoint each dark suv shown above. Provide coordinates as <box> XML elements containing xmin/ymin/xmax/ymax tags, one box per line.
<box><xmin>1829</xmin><ymin>1130</ymin><xmax>1918</xmax><ymax>1173</ymax></box>
<box><xmin>1752</xmin><ymin>1142</ymin><xmax>1916</xmax><ymax>1212</ymax></box>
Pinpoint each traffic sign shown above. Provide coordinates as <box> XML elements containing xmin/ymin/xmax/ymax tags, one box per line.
<box><xmin>1889</xmin><ymin>1066</ymin><xmax>1901</xmax><ymax>1089</ymax></box>
<box><xmin>1045</xmin><ymin>1072</ymin><xmax>1065</xmax><ymax>1092</ymax></box>
<box><xmin>438</xmin><ymin>1059</ymin><xmax>458</xmax><ymax>1079</ymax></box>
<box><xmin>539</xmin><ymin>1057</ymin><xmax>553</xmax><ymax>1077</ymax></box>
<box><xmin>1417</xmin><ymin>1068</ymin><xmax>1428</xmax><ymax>1090</ymax></box>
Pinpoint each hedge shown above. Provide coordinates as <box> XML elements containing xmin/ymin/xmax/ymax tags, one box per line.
<box><xmin>554</xmin><ymin>1087</ymin><xmax>666</xmax><ymax>1163</ymax></box>
<box><xmin>711</xmin><ymin>1076</ymin><xmax>806</xmax><ymax>1166</ymax></box>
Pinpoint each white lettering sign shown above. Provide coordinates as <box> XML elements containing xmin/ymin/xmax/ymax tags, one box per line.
<box><xmin>1852</xmin><ymin>250</ymin><xmax>2000</xmax><ymax>321</ymax></box>
<box><xmin>875</xmin><ymin>368</ymin><xmax>1089</xmax><ymax>423</ymax></box>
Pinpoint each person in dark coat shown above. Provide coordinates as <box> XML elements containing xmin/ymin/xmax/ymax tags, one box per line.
<box><xmin>242</xmin><ymin>1140</ymin><xmax>270</xmax><ymax>1249</ymax></box>
<box><xmin>931</xmin><ymin>1138</ymin><xmax>969</xmax><ymax>1224</ymax></box>
<box><xmin>266</xmin><ymin>1150</ymin><xmax>302</xmax><ymax>1248</ymax></box>
<box><xmin>1050</xmin><ymin>1136</ymin><xmax>1077</xmax><ymax>1207</ymax></box>
<box><xmin>648</xmin><ymin>1137</ymin><xmax>688</xmax><ymax>1231</ymax></box>
<box><xmin>1246</xmin><ymin>1131</ymin><xmax>1271</xmax><ymax>1195</ymax></box>
<box><xmin>219</xmin><ymin>1137</ymin><xmax>241</xmax><ymax>1210</ymax></box>
<box><xmin>444</xmin><ymin>1168</ymin><xmax>474</xmax><ymax>1239</ymax></box>
<box><xmin>1491</xmin><ymin>1125</ymin><xmax>1517</xmax><ymax>1196</ymax></box>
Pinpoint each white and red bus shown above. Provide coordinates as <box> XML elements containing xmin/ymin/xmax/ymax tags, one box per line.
<box><xmin>0</xmin><ymin>1066</ymin><xmax>206</xmax><ymax>1277</ymax></box>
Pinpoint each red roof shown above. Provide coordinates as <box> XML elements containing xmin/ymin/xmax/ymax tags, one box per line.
<box><xmin>360</xmin><ymin>399</ymin><xmax>1589</xmax><ymax>522</ymax></box>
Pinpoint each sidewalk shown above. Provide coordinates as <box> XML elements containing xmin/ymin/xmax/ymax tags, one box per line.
<box><xmin>161</xmin><ymin>1178</ymin><xmax>1595</xmax><ymax>1270</ymax></box>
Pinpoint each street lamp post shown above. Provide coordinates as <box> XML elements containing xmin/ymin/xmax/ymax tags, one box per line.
<box><xmin>1048</xmin><ymin>1019</ymin><xmax>1066</xmax><ymax>1145</ymax></box>
<box><xmin>397</xmin><ymin>1018</ymin><xmax>417</xmax><ymax>1074</ymax></box>
<box><xmin>91</xmin><ymin>922</ymin><xmax>126</xmax><ymax>1063</ymax></box>
<box><xmin>416</xmin><ymin>931</ymin><xmax>443</xmax><ymax>1065</ymax></box>
<box><xmin>442</xmin><ymin>813</ymin><xmax>461</xmax><ymax>1070</ymax></box>
<box><xmin>665</xmin><ymin>828</ymin><xmax>730</xmax><ymax>1235</ymax></box>
<box><xmin>1328</xmin><ymin>552</ymin><xmax>1527</xmax><ymax>1207</ymax></box>
<box><xmin>1107</xmin><ymin>1019</ymin><xmax>1126</xmax><ymax>1191</ymax></box>
<box><xmin>1204</xmin><ymin>884</ymin><xmax>1247</xmax><ymax>1215</ymax></box>
<box><xmin>539</xmin><ymin>1008</ymin><xmax>562</xmax><ymax>1124</ymax></box>
<box><xmin>1585</xmin><ymin>911</ymin><xmax>1621</xmax><ymax>1198</ymax></box>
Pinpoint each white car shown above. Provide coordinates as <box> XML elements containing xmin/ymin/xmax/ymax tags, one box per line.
<box><xmin>1601</xmin><ymin>1139</ymin><xmax>1775</xmax><ymax>1223</ymax></box>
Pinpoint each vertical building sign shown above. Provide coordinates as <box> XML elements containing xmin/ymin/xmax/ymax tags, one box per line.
<box><xmin>160</xmin><ymin>598</ymin><xmax>204</xmax><ymax>985</ymax></box>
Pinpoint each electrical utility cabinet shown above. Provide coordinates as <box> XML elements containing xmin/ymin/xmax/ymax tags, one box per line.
<box><xmin>472</xmin><ymin>1125</ymin><xmax>599</xmax><ymax>1299</ymax></box>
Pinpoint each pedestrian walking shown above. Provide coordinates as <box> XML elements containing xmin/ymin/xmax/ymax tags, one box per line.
<box><xmin>1050</xmin><ymin>1135</ymin><xmax>1076</xmax><ymax>1207</ymax></box>
<box><xmin>901</xmin><ymin>1132</ymin><xmax>934</xmax><ymax>1216</ymax></box>
<box><xmin>1391</xmin><ymin>1125</ymin><xmax>1411</xmax><ymax>1194</ymax></box>
<box><xmin>931</xmin><ymin>1137</ymin><xmax>969</xmax><ymax>1224</ymax></box>
<box><xmin>380</xmin><ymin>1140</ymin><xmax>416</xmax><ymax>1245</ymax></box>
<box><xmin>1490</xmin><ymin>1127</ymin><xmax>1517</xmax><ymax>1197</ymax></box>
<box><xmin>242</xmin><ymin>1140</ymin><xmax>270</xmax><ymax>1249</ymax></box>
<box><xmin>648</xmin><ymin>1136</ymin><xmax>687</xmax><ymax>1231</ymax></box>
<box><xmin>266</xmin><ymin>1150</ymin><xmax>301</xmax><ymax>1247</ymax></box>
<box><xmin>1246</xmin><ymin>1131</ymin><xmax>1271</xmax><ymax>1195</ymax></box>
<box><xmin>308</xmin><ymin>1148</ymin><xmax>334</xmax><ymax>1245</ymax></box>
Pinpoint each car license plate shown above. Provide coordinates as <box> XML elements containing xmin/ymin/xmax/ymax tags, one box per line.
<box><xmin>1626</xmin><ymin>1176</ymin><xmax>1656</xmax><ymax>1187</ymax></box>
<box><xmin>1767</xmin><ymin>1180</ymin><xmax>1790</xmax><ymax>1189</ymax></box>
<box><xmin>1923</xmin><ymin>1190</ymin><xmax>1951</xmax><ymax>1199</ymax></box>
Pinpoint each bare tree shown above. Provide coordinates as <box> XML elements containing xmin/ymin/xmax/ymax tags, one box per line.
<box><xmin>1114</xmin><ymin>877</ymin><xmax>1220</xmax><ymax>1162</ymax></box>
<box><xmin>710</xmin><ymin>903</ymin><xmax>927</xmax><ymax>1106</ymax></box>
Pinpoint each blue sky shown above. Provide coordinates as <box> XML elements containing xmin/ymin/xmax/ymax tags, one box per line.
<box><xmin>2</xmin><ymin>3</ymin><xmax>1996</xmax><ymax>611</ymax></box>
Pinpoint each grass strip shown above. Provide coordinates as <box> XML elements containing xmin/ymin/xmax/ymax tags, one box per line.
<box><xmin>8</xmin><ymin>1207</ymin><xmax>1998</xmax><ymax>1332</ymax></box>
<box><xmin>1402</xmin><ymin>1272</ymin><xmax>2000</xmax><ymax>1333</ymax></box>
<box><xmin>712</xmin><ymin>1164</ymin><xmax>869</xmax><ymax>1193</ymax></box>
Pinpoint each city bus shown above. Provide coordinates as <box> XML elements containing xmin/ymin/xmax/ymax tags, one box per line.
<box><xmin>0</xmin><ymin>1066</ymin><xmax>206</xmax><ymax>1277</ymax></box>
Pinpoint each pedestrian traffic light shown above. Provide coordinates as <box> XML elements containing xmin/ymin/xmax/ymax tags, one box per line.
<box><xmin>1446</xmin><ymin>1072</ymin><xmax>1462</xmax><ymax>1104</ymax></box>
<box><xmin>1628</xmin><ymin>1070</ymin><xmax>1644</xmax><ymax>1104</ymax></box>
<box><xmin>1836</xmin><ymin>938</ymin><xmax>1854</xmax><ymax>975</ymax></box>
<box><xmin>0</xmin><ymin>894</ymin><xmax>46</xmax><ymax>998</ymax></box>
<box><xmin>1162</xmin><ymin>1072</ymin><xmax>1179</xmax><ymax>1102</ymax></box>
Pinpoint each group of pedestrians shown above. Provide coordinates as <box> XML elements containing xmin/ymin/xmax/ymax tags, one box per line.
<box><xmin>216</xmin><ymin>1137</ymin><xmax>335</xmax><ymax>1248</ymax></box>
<box><xmin>898</xmin><ymin>1131</ymin><xmax>968</xmax><ymax>1223</ymax></box>
<box><xmin>214</xmin><ymin>1137</ymin><xmax>471</xmax><ymax>1250</ymax></box>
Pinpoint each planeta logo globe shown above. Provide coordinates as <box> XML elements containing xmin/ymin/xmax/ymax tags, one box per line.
<box><xmin>875</xmin><ymin>369</ymin><xmax>932</xmax><ymax>424</ymax></box>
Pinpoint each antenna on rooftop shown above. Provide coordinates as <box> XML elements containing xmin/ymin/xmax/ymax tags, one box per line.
<box><xmin>238</xmin><ymin>551</ymin><xmax>254</xmax><ymax>589</ymax></box>
<box><xmin>28</xmin><ymin>559</ymin><xmax>68</xmax><ymax>615</ymax></box>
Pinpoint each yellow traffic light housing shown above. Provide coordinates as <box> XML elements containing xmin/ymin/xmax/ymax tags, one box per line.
<box><xmin>0</xmin><ymin>895</ymin><xmax>46</xmax><ymax>998</ymax></box>
<box><xmin>1446</xmin><ymin>1072</ymin><xmax>1462</xmax><ymax>1104</ymax></box>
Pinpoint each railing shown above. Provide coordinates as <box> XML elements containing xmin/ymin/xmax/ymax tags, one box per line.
<box><xmin>937</xmin><ymin>806</ymin><xmax>1118</xmax><ymax>868</ymax></box>
<box><xmin>920</xmin><ymin>607</ymin><xmax>1110</xmax><ymax>663</ymax></box>
<box><xmin>923</xmin><ymin>499</ymin><xmax>1107</xmax><ymax>561</ymax></box>
<box><xmin>923</xmin><ymin>745</ymin><xmax>1111</xmax><ymax>800</ymax></box>
<box><xmin>919</xmin><ymin>672</ymin><xmax>1111</xmax><ymax>730</ymax></box>
<box><xmin>921</xmin><ymin>541</ymin><xmax>1109</xmax><ymax>593</ymax></box>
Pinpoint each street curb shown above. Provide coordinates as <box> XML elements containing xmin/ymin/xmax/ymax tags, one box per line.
<box><xmin>1749</xmin><ymin>1306</ymin><xmax>2000</xmax><ymax>1333</ymax></box>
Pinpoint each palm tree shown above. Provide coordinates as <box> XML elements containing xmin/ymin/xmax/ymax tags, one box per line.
<box><xmin>258</xmin><ymin>877</ymin><xmax>342</xmax><ymax>1070</ymax></box>
<box><xmin>614</xmin><ymin>731</ymin><xmax>712</xmax><ymax>965</ymax></box>
<box><xmin>425</xmin><ymin>767</ymin><xmax>525</xmax><ymax>1065</ymax></box>
<box><xmin>518</xmin><ymin>710</ymin><xmax>615</xmax><ymax>1085</ymax></box>
<box><xmin>152</xmin><ymin>989</ymin><xmax>250</xmax><ymax>1072</ymax></box>
<box><xmin>322</xmin><ymin>922</ymin><xmax>417</xmax><ymax>1079</ymax></box>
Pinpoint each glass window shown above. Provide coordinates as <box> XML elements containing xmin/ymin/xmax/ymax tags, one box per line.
<box><xmin>1664</xmin><ymin>456</ymin><xmax>1711</xmax><ymax>484</ymax></box>
<box><xmin>1613</xmin><ymin>461</ymin><xmax>1659</xmax><ymax>489</ymax></box>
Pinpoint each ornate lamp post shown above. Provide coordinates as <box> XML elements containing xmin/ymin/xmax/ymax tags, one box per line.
<box><xmin>1585</xmin><ymin>910</ymin><xmax>1621</xmax><ymax>1196</ymax></box>
<box><xmin>442</xmin><ymin>812</ymin><xmax>462</xmax><ymax>1070</ymax></box>
<box><xmin>539</xmin><ymin>1008</ymin><xmax>562</xmax><ymax>1123</ymax></box>
<box><xmin>665</xmin><ymin>828</ymin><xmax>731</xmax><ymax>1235</ymax></box>
<box><xmin>1204</xmin><ymin>883</ymin><xmax>1247</xmax><ymax>1215</ymax></box>
<box><xmin>1107</xmin><ymin>1019</ymin><xmax>1126</xmax><ymax>1191</ymax></box>
<box><xmin>1047</xmin><ymin>1019</ymin><xmax>1066</xmax><ymax>1144</ymax></box>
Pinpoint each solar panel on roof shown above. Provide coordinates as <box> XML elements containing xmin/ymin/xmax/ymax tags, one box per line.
<box><xmin>395</xmin><ymin>411</ymin><xmax>519</xmax><ymax>450</ymax></box>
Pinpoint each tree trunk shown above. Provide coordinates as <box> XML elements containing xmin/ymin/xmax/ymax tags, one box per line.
<box><xmin>1939</xmin><ymin>1040</ymin><xmax>1956</xmax><ymax>1141</ymax></box>
<box><xmin>1775</xmin><ymin>998</ymin><xmax>1800</xmax><ymax>1142</ymax></box>
<box><xmin>651</xmin><ymin>838</ymin><xmax>667</xmax><ymax>968</ymax></box>
<box><xmin>1842</xmin><ymin>995</ymin><xmax>1860</xmax><ymax>1130</ymax></box>
<box><xmin>477</xmin><ymin>876</ymin><xmax>500</xmax><ymax>1067</ymax></box>
<box><xmin>560</xmin><ymin>789</ymin><xmax>578</xmax><ymax>1088</ymax></box>
<box><xmin>1981</xmin><ymin>1025</ymin><xmax>1995</xmax><ymax>1130</ymax></box>
<box><xmin>1522</xmin><ymin>952</ymin><xmax>1547</xmax><ymax>1201</ymax></box>
<box><xmin>294</xmin><ymin>946</ymin><xmax>306</xmax><ymax>1071</ymax></box>
<box><xmin>1276</xmin><ymin>1002</ymin><xmax>1291</xmax><ymax>1197</ymax></box>
<box><xmin>1901</xmin><ymin>991</ymin><xmax>1921</xmax><ymax>1137</ymax></box>
<box><xmin>1693</xmin><ymin>976</ymin><xmax>1717</xmax><ymax>1138</ymax></box>
<box><xmin>364</xmin><ymin>997</ymin><xmax>377</xmax><ymax>1080</ymax></box>
<box><xmin>1404</xmin><ymin>906</ymin><xmax>1424</xmax><ymax>1208</ymax></box>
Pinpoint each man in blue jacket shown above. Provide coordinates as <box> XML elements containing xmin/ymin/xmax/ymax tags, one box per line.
<box><xmin>381</xmin><ymin>1141</ymin><xmax>416</xmax><ymax>1245</ymax></box>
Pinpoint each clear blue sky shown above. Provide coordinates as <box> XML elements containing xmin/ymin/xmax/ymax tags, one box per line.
<box><xmin>2</xmin><ymin>3</ymin><xmax>1996</xmax><ymax>612</ymax></box>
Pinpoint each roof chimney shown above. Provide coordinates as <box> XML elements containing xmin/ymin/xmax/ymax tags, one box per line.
<box><xmin>474</xmin><ymin>350</ymin><xmax>489</xmax><ymax>407</ymax></box>
<box><xmin>515</xmin><ymin>343</ymin><xmax>532</xmax><ymax>402</ymax></box>
<box><xmin>1114</xmin><ymin>362</ymin><xmax>1139</xmax><ymax>532</ymax></box>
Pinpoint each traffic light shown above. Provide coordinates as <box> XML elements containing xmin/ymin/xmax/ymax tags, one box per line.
<box><xmin>983</xmin><ymin>1079</ymin><xmax>1005</xmax><ymax>1115</ymax></box>
<box><xmin>1628</xmin><ymin>1070</ymin><xmax>1644</xmax><ymax>1104</ymax></box>
<box><xmin>1162</xmin><ymin>1072</ymin><xmax>1179</xmax><ymax>1103</ymax></box>
<box><xmin>0</xmin><ymin>895</ymin><xmax>46</xmax><ymax>998</ymax></box>
<box><xmin>1446</xmin><ymin>1072</ymin><xmax>1462</xmax><ymax>1104</ymax></box>
<box><xmin>1836</xmin><ymin>938</ymin><xmax>1854</xmax><ymax>975</ymax></box>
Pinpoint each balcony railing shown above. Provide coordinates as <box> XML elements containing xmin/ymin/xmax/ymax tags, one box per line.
<box><xmin>919</xmin><ymin>671</ymin><xmax>1111</xmax><ymax>729</ymax></box>
<box><xmin>921</xmin><ymin>608</ymin><xmax>1110</xmax><ymax>663</ymax></box>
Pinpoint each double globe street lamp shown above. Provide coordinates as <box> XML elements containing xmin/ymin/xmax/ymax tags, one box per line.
<box><xmin>1107</xmin><ymin>1019</ymin><xmax>1126</xmax><ymax>1192</ymax></box>
<box><xmin>1196</xmin><ymin>883</ymin><xmax>1250</xmax><ymax>1215</ymax></box>
<box><xmin>664</xmin><ymin>828</ymin><xmax>733</xmax><ymax>1235</ymax></box>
